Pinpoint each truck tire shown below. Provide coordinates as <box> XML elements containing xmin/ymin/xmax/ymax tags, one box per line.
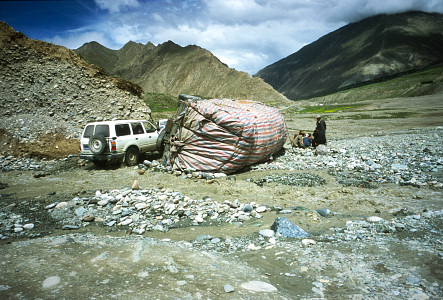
<box><xmin>89</xmin><ymin>134</ymin><xmax>107</xmax><ymax>154</ymax></box>
<box><xmin>125</xmin><ymin>146</ymin><xmax>139</xmax><ymax>166</ymax></box>
<box><xmin>156</xmin><ymin>130</ymin><xmax>166</xmax><ymax>153</ymax></box>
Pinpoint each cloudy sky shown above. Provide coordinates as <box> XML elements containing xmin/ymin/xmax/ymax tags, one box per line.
<box><xmin>1</xmin><ymin>0</ymin><xmax>443</xmax><ymax>74</ymax></box>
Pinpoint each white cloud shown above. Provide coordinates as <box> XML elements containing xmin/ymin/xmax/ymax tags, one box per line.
<box><xmin>46</xmin><ymin>31</ymin><xmax>111</xmax><ymax>50</ymax></box>
<box><xmin>95</xmin><ymin>0</ymin><xmax>141</xmax><ymax>14</ymax></box>
<box><xmin>324</xmin><ymin>0</ymin><xmax>443</xmax><ymax>22</ymax></box>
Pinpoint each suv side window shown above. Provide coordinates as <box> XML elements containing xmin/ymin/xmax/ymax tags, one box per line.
<box><xmin>115</xmin><ymin>124</ymin><xmax>131</xmax><ymax>136</ymax></box>
<box><xmin>83</xmin><ymin>125</ymin><xmax>94</xmax><ymax>138</ymax></box>
<box><xmin>131</xmin><ymin>122</ymin><xmax>144</xmax><ymax>135</ymax></box>
<box><xmin>143</xmin><ymin>121</ymin><xmax>156</xmax><ymax>133</ymax></box>
<box><xmin>95</xmin><ymin>124</ymin><xmax>110</xmax><ymax>137</ymax></box>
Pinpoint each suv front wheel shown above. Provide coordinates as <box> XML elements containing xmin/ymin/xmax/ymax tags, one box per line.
<box><xmin>125</xmin><ymin>146</ymin><xmax>139</xmax><ymax>166</ymax></box>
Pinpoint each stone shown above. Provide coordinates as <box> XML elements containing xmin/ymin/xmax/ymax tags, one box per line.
<box><xmin>42</xmin><ymin>276</ymin><xmax>61</xmax><ymax>289</ymax></box>
<box><xmin>316</xmin><ymin>144</ymin><xmax>327</xmax><ymax>155</ymax></box>
<box><xmin>301</xmin><ymin>239</ymin><xmax>316</xmax><ymax>246</ymax></box>
<box><xmin>82</xmin><ymin>215</ymin><xmax>95</xmax><ymax>222</ymax></box>
<box><xmin>132</xmin><ymin>228</ymin><xmax>145</xmax><ymax>235</ymax></box>
<box><xmin>75</xmin><ymin>207</ymin><xmax>87</xmax><ymax>217</ymax></box>
<box><xmin>240</xmin><ymin>281</ymin><xmax>277</xmax><ymax>292</ymax></box>
<box><xmin>238</xmin><ymin>215</ymin><xmax>250</xmax><ymax>221</ymax></box>
<box><xmin>135</xmin><ymin>203</ymin><xmax>148</xmax><ymax>210</ymax></box>
<box><xmin>271</xmin><ymin>217</ymin><xmax>309</xmax><ymax>238</ymax></box>
<box><xmin>259</xmin><ymin>229</ymin><xmax>275</xmax><ymax>238</ymax></box>
<box><xmin>247</xmin><ymin>243</ymin><xmax>261</xmax><ymax>250</ymax></box>
<box><xmin>316</xmin><ymin>208</ymin><xmax>331</xmax><ymax>217</ymax></box>
<box><xmin>132</xmin><ymin>180</ymin><xmax>140</xmax><ymax>190</ymax></box>
<box><xmin>367</xmin><ymin>216</ymin><xmax>384</xmax><ymax>223</ymax></box>
<box><xmin>195</xmin><ymin>235</ymin><xmax>213</xmax><ymax>242</ymax></box>
<box><xmin>121</xmin><ymin>218</ymin><xmax>133</xmax><ymax>226</ymax></box>
<box><xmin>195</xmin><ymin>216</ymin><xmax>204</xmax><ymax>223</ymax></box>
<box><xmin>55</xmin><ymin>202</ymin><xmax>68</xmax><ymax>208</ymax></box>
<box><xmin>62</xmin><ymin>225</ymin><xmax>80</xmax><ymax>230</ymax></box>
<box><xmin>97</xmin><ymin>199</ymin><xmax>109</xmax><ymax>206</ymax></box>
<box><xmin>256</xmin><ymin>206</ymin><xmax>267</xmax><ymax>213</ymax></box>
<box><xmin>45</xmin><ymin>202</ymin><xmax>58</xmax><ymax>209</ymax></box>
<box><xmin>391</xmin><ymin>163</ymin><xmax>408</xmax><ymax>172</ymax></box>
<box><xmin>243</xmin><ymin>204</ymin><xmax>253</xmax><ymax>212</ymax></box>
<box><xmin>224</xmin><ymin>284</ymin><xmax>235</xmax><ymax>293</ymax></box>
<box><xmin>152</xmin><ymin>224</ymin><xmax>164</xmax><ymax>231</ymax></box>
<box><xmin>23</xmin><ymin>223</ymin><xmax>35</xmax><ymax>230</ymax></box>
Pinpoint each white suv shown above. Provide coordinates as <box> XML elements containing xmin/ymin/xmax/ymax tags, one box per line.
<box><xmin>79</xmin><ymin>120</ymin><xmax>160</xmax><ymax>166</ymax></box>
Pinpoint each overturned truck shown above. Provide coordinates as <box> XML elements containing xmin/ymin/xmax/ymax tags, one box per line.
<box><xmin>160</xmin><ymin>95</ymin><xmax>288</xmax><ymax>174</ymax></box>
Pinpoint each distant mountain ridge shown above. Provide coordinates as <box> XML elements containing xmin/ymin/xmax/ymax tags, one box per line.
<box><xmin>254</xmin><ymin>11</ymin><xmax>443</xmax><ymax>100</ymax></box>
<box><xmin>75</xmin><ymin>41</ymin><xmax>290</xmax><ymax>106</ymax></box>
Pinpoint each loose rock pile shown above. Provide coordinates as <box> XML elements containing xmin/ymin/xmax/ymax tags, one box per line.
<box><xmin>253</xmin><ymin>128</ymin><xmax>443</xmax><ymax>189</ymax></box>
<box><xmin>0</xmin><ymin>45</ymin><xmax>150</xmax><ymax>143</ymax></box>
<box><xmin>0</xmin><ymin>154</ymin><xmax>74</xmax><ymax>172</ymax></box>
<box><xmin>134</xmin><ymin>128</ymin><xmax>443</xmax><ymax>189</ymax></box>
<box><xmin>44</xmin><ymin>187</ymin><xmax>269</xmax><ymax>234</ymax></box>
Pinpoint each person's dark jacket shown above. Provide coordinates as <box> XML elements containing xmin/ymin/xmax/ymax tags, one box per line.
<box><xmin>313</xmin><ymin>130</ymin><xmax>326</xmax><ymax>146</ymax></box>
<box><xmin>316</xmin><ymin>119</ymin><xmax>326</xmax><ymax>132</ymax></box>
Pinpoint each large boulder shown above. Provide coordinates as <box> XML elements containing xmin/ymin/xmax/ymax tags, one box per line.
<box><xmin>316</xmin><ymin>144</ymin><xmax>327</xmax><ymax>155</ymax></box>
<box><xmin>271</xmin><ymin>217</ymin><xmax>309</xmax><ymax>238</ymax></box>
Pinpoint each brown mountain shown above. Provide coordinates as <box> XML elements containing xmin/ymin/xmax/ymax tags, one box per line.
<box><xmin>75</xmin><ymin>41</ymin><xmax>290</xmax><ymax>106</ymax></box>
<box><xmin>254</xmin><ymin>11</ymin><xmax>443</xmax><ymax>100</ymax></box>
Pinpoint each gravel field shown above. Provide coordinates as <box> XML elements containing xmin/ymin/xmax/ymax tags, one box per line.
<box><xmin>0</xmin><ymin>113</ymin><xmax>442</xmax><ymax>299</ymax></box>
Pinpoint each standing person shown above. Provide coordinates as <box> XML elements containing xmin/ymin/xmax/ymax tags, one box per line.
<box><xmin>313</xmin><ymin>115</ymin><xmax>327</xmax><ymax>147</ymax></box>
<box><xmin>316</xmin><ymin>115</ymin><xmax>326</xmax><ymax>132</ymax></box>
<box><xmin>312</xmin><ymin>129</ymin><xmax>326</xmax><ymax>147</ymax></box>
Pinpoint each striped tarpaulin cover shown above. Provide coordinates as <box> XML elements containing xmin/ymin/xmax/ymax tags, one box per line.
<box><xmin>167</xmin><ymin>98</ymin><xmax>287</xmax><ymax>174</ymax></box>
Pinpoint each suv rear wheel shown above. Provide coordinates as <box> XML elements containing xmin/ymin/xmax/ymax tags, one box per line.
<box><xmin>125</xmin><ymin>147</ymin><xmax>139</xmax><ymax>166</ymax></box>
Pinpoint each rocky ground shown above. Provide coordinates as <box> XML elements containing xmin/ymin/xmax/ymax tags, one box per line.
<box><xmin>0</xmin><ymin>114</ymin><xmax>442</xmax><ymax>298</ymax></box>
<box><xmin>0</xmin><ymin>43</ymin><xmax>150</xmax><ymax>159</ymax></box>
<box><xmin>1</xmin><ymin>23</ymin><xmax>442</xmax><ymax>299</ymax></box>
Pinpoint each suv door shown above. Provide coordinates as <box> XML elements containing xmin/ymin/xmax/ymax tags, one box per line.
<box><xmin>139</xmin><ymin>121</ymin><xmax>158</xmax><ymax>151</ymax></box>
<box><xmin>128</xmin><ymin>122</ymin><xmax>155</xmax><ymax>152</ymax></box>
<box><xmin>114</xmin><ymin>123</ymin><xmax>134</xmax><ymax>153</ymax></box>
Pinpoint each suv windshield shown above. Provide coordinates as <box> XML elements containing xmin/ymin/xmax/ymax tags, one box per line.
<box><xmin>143</xmin><ymin>122</ymin><xmax>156</xmax><ymax>133</ymax></box>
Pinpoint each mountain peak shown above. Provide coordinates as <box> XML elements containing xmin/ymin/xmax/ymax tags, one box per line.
<box><xmin>75</xmin><ymin>39</ymin><xmax>289</xmax><ymax>105</ymax></box>
<box><xmin>255</xmin><ymin>11</ymin><xmax>443</xmax><ymax>100</ymax></box>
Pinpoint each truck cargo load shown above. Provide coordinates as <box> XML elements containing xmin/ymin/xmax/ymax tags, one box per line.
<box><xmin>160</xmin><ymin>95</ymin><xmax>287</xmax><ymax>174</ymax></box>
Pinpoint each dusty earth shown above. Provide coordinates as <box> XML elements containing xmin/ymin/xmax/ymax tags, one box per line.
<box><xmin>0</xmin><ymin>94</ymin><xmax>442</xmax><ymax>299</ymax></box>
